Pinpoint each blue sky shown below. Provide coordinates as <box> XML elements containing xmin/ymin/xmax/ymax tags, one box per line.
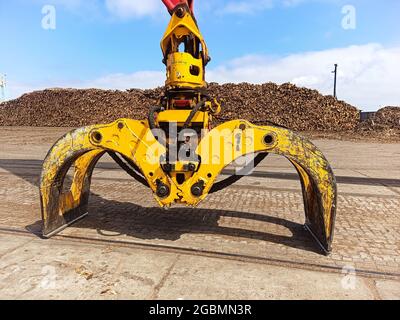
<box><xmin>1</xmin><ymin>0</ymin><xmax>400</xmax><ymax>110</ymax></box>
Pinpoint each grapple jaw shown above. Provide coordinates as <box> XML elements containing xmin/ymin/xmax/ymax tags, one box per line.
<box><xmin>40</xmin><ymin>119</ymin><xmax>176</xmax><ymax>237</ymax></box>
<box><xmin>40</xmin><ymin>118</ymin><xmax>336</xmax><ymax>253</ymax></box>
<box><xmin>179</xmin><ymin>120</ymin><xmax>337</xmax><ymax>252</ymax></box>
<box><xmin>40</xmin><ymin>127</ymin><xmax>100</xmax><ymax>237</ymax></box>
<box><xmin>40</xmin><ymin>2</ymin><xmax>336</xmax><ymax>253</ymax></box>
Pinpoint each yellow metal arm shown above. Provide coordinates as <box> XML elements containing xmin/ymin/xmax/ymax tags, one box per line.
<box><xmin>40</xmin><ymin>119</ymin><xmax>179</xmax><ymax>237</ymax></box>
<box><xmin>161</xmin><ymin>6</ymin><xmax>209</xmax><ymax>89</ymax></box>
<box><xmin>179</xmin><ymin>120</ymin><xmax>337</xmax><ymax>252</ymax></box>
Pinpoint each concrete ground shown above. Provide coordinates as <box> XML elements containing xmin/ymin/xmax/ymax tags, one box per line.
<box><xmin>0</xmin><ymin>126</ymin><xmax>399</xmax><ymax>300</ymax></box>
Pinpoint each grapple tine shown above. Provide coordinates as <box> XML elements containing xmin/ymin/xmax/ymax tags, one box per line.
<box><xmin>39</xmin><ymin>120</ymin><xmax>172</xmax><ymax>238</ymax></box>
<box><xmin>290</xmin><ymin>160</ymin><xmax>337</xmax><ymax>253</ymax></box>
<box><xmin>275</xmin><ymin>129</ymin><xmax>337</xmax><ymax>253</ymax></box>
<box><xmin>182</xmin><ymin>120</ymin><xmax>337</xmax><ymax>253</ymax></box>
<box><xmin>40</xmin><ymin>126</ymin><xmax>104</xmax><ymax>237</ymax></box>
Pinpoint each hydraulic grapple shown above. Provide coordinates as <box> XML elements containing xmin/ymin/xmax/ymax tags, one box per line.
<box><xmin>40</xmin><ymin>0</ymin><xmax>337</xmax><ymax>254</ymax></box>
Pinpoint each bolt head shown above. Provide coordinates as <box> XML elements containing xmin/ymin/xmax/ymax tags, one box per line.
<box><xmin>156</xmin><ymin>184</ymin><xmax>170</xmax><ymax>198</ymax></box>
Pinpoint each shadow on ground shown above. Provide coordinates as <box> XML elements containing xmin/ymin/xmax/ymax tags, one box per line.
<box><xmin>2</xmin><ymin>158</ymin><xmax>322</xmax><ymax>254</ymax></box>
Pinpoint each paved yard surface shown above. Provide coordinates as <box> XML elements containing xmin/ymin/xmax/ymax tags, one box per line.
<box><xmin>0</xmin><ymin>127</ymin><xmax>399</xmax><ymax>300</ymax></box>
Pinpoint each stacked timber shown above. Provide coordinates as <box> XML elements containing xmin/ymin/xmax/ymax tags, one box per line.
<box><xmin>357</xmin><ymin>106</ymin><xmax>400</xmax><ymax>136</ymax></box>
<box><xmin>0</xmin><ymin>82</ymin><xmax>362</xmax><ymax>132</ymax></box>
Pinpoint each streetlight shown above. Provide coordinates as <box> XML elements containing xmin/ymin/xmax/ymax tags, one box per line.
<box><xmin>332</xmin><ymin>64</ymin><xmax>338</xmax><ymax>99</ymax></box>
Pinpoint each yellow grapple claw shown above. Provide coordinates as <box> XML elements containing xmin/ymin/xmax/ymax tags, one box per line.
<box><xmin>40</xmin><ymin>0</ymin><xmax>337</xmax><ymax>254</ymax></box>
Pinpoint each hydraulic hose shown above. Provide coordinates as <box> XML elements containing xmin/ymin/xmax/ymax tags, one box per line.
<box><xmin>183</xmin><ymin>100</ymin><xmax>205</xmax><ymax>129</ymax></box>
<box><xmin>107</xmin><ymin>152</ymin><xmax>149</xmax><ymax>188</ymax></box>
<box><xmin>210</xmin><ymin>153</ymin><xmax>268</xmax><ymax>193</ymax></box>
<box><xmin>148</xmin><ymin>105</ymin><xmax>164</xmax><ymax>130</ymax></box>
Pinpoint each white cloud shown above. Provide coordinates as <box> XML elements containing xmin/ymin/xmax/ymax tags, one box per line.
<box><xmin>5</xmin><ymin>71</ymin><xmax>165</xmax><ymax>100</ymax></box>
<box><xmin>207</xmin><ymin>43</ymin><xmax>400</xmax><ymax>111</ymax></box>
<box><xmin>105</xmin><ymin>0</ymin><xmax>162</xmax><ymax>19</ymax></box>
<box><xmin>5</xmin><ymin>44</ymin><xmax>400</xmax><ymax>111</ymax></box>
<box><xmin>84</xmin><ymin>71</ymin><xmax>165</xmax><ymax>89</ymax></box>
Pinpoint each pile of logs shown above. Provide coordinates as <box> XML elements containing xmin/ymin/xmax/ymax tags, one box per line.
<box><xmin>209</xmin><ymin>82</ymin><xmax>360</xmax><ymax>131</ymax></box>
<box><xmin>374</xmin><ymin>106</ymin><xmax>400</xmax><ymax>128</ymax></box>
<box><xmin>357</xmin><ymin>106</ymin><xmax>400</xmax><ymax>134</ymax></box>
<box><xmin>0</xmin><ymin>82</ymin><xmax>367</xmax><ymax>133</ymax></box>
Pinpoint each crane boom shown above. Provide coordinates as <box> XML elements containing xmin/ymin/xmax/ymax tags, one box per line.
<box><xmin>162</xmin><ymin>0</ymin><xmax>194</xmax><ymax>15</ymax></box>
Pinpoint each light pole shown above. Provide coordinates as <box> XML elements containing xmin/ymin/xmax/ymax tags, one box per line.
<box><xmin>332</xmin><ymin>64</ymin><xmax>338</xmax><ymax>99</ymax></box>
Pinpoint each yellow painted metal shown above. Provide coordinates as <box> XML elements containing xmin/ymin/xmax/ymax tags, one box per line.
<box><xmin>40</xmin><ymin>117</ymin><xmax>336</xmax><ymax>250</ymax></box>
<box><xmin>58</xmin><ymin>150</ymin><xmax>104</xmax><ymax>216</ymax></box>
<box><xmin>161</xmin><ymin>10</ymin><xmax>208</xmax><ymax>63</ymax></box>
<box><xmin>166</xmin><ymin>52</ymin><xmax>205</xmax><ymax>88</ymax></box>
<box><xmin>161</xmin><ymin>9</ymin><xmax>208</xmax><ymax>89</ymax></box>
<box><xmin>40</xmin><ymin>119</ymin><xmax>180</xmax><ymax>236</ymax></box>
<box><xmin>40</xmin><ymin>2</ymin><xmax>337</xmax><ymax>253</ymax></box>
<box><xmin>176</xmin><ymin>120</ymin><xmax>336</xmax><ymax>249</ymax></box>
<box><xmin>207</xmin><ymin>98</ymin><xmax>222</xmax><ymax>116</ymax></box>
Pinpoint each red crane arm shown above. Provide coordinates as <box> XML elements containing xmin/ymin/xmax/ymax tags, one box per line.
<box><xmin>162</xmin><ymin>0</ymin><xmax>194</xmax><ymax>15</ymax></box>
